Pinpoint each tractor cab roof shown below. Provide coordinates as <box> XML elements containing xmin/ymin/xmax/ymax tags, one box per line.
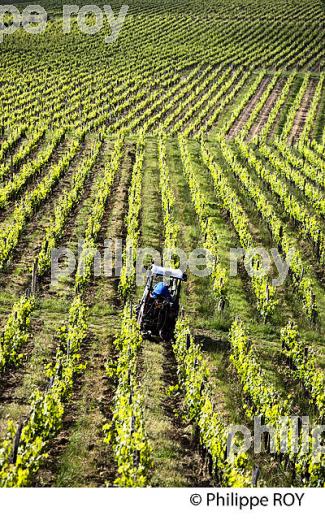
<box><xmin>150</xmin><ymin>264</ymin><xmax>187</xmax><ymax>281</ymax></box>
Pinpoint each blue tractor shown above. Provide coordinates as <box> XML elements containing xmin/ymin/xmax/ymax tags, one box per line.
<box><xmin>136</xmin><ymin>264</ymin><xmax>187</xmax><ymax>341</ymax></box>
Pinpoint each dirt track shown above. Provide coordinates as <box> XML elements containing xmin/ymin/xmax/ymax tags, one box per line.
<box><xmin>248</xmin><ymin>78</ymin><xmax>286</xmax><ymax>140</ymax></box>
<box><xmin>227</xmin><ymin>76</ymin><xmax>270</xmax><ymax>139</ymax></box>
<box><xmin>288</xmin><ymin>78</ymin><xmax>318</xmax><ymax>143</ymax></box>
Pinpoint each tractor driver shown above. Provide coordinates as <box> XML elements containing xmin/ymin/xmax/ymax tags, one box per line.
<box><xmin>151</xmin><ymin>281</ymin><xmax>172</xmax><ymax>302</ymax></box>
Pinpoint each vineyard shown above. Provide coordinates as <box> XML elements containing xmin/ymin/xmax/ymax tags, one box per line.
<box><xmin>0</xmin><ymin>0</ymin><xmax>324</xmax><ymax>488</ymax></box>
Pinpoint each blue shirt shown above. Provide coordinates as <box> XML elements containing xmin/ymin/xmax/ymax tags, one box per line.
<box><xmin>152</xmin><ymin>282</ymin><xmax>171</xmax><ymax>300</ymax></box>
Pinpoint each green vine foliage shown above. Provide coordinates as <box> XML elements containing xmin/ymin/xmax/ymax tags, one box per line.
<box><xmin>0</xmin><ymin>296</ymin><xmax>88</xmax><ymax>487</ymax></box>
<box><xmin>75</xmin><ymin>135</ymin><xmax>124</xmax><ymax>292</ymax></box>
<box><xmin>173</xmin><ymin>317</ymin><xmax>251</xmax><ymax>486</ymax></box>
<box><xmin>230</xmin><ymin>318</ymin><xmax>325</xmax><ymax>486</ymax></box>
<box><xmin>119</xmin><ymin>133</ymin><xmax>145</xmax><ymax>300</ymax></box>
<box><xmin>103</xmin><ymin>307</ymin><xmax>152</xmax><ymax>487</ymax></box>
<box><xmin>281</xmin><ymin>321</ymin><xmax>325</xmax><ymax>419</ymax></box>
<box><xmin>0</xmin><ymin>295</ymin><xmax>35</xmax><ymax>371</ymax></box>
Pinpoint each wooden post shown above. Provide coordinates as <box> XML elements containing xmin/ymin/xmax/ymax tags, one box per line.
<box><xmin>10</xmin><ymin>422</ymin><xmax>24</xmax><ymax>464</ymax></box>
<box><xmin>252</xmin><ymin>465</ymin><xmax>260</xmax><ymax>487</ymax></box>
<box><xmin>31</xmin><ymin>260</ymin><xmax>38</xmax><ymax>295</ymax></box>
